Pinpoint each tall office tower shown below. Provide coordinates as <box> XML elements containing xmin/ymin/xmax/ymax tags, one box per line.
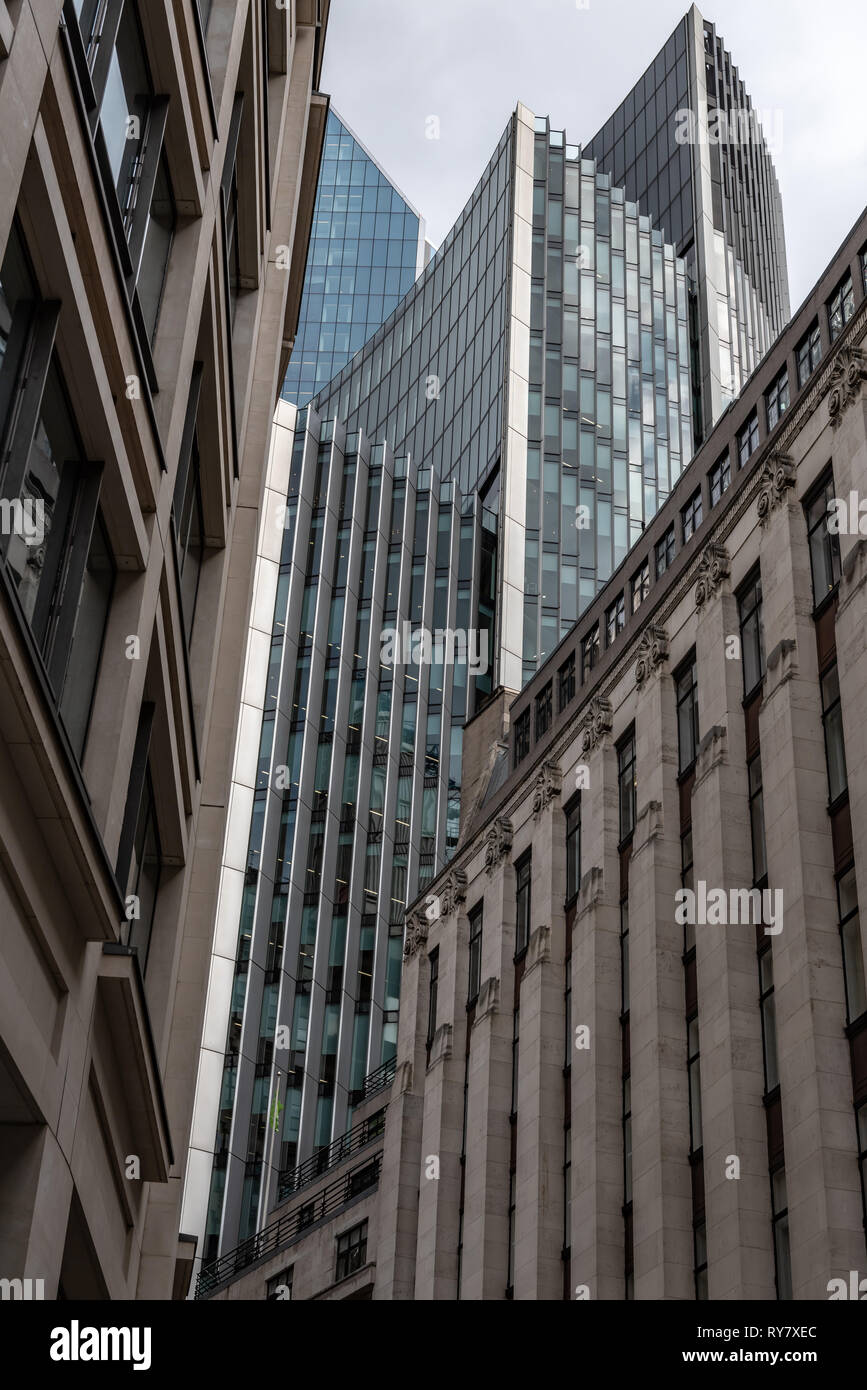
<box><xmin>281</xmin><ymin>108</ymin><xmax>429</xmax><ymax>407</ymax></box>
<box><xmin>190</xmin><ymin>102</ymin><xmax>702</xmax><ymax>1271</ymax></box>
<box><xmin>584</xmin><ymin>5</ymin><xmax>790</xmax><ymax>447</ymax></box>
<box><xmin>0</xmin><ymin>0</ymin><xmax>329</xmax><ymax>1299</ymax></box>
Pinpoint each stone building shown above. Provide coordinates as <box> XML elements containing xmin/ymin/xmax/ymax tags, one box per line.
<box><xmin>198</xmin><ymin>203</ymin><xmax>867</xmax><ymax>1300</ymax></box>
<box><xmin>0</xmin><ymin>0</ymin><xmax>329</xmax><ymax>1299</ymax></box>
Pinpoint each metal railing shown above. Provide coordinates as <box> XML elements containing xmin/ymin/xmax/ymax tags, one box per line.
<box><xmin>362</xmin><ymin>1054</ymin><xmax>396</xmax><ymax>1102</ymax></box>
<box><xmin>276</xmin><ymin>1107</ymin><xmax>386</xmax><ymax>1202</ymax></box>
<box><xmin>196</xmin><ymin>1152</ymin><xmax>382</xmax><ymax>1298</ymax></box>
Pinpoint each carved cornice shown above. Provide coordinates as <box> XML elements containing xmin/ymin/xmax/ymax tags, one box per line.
<box><xmin>694</xmin><ymin>542</ymin><xmax>731</xmax><ymax>608</ymax></box>
<box><xmin>473</xmin><ymin>975</ymin><xmax>500</xmax><ymax>1023</ymax></box>
<box><xmin>828</xmin><ymin>345</ymin><xmax>866</xmax><ymax>429</ymax></box>
<box><xmin>532</xmin><ymin>761</ymin><xmax>562</xmax><ymax>818</ymax></box>
<box><xmin>756</xmin><ymin>452</ymin><xmax>796</xmax><ymax>527</ymax></box>
<box><xmin>403</xmin><ymin>909</ymin><xmax>429</xmax><ymax>961</ymax></box>
<box><xmin>483</xmin><ymin>817</ymin><xmax>513</xmax><ymax>875</ymax></box>
<box><xmin>634</xmin><ymin>624</ymin><xmax>669</xmax><ymax>687</ymax></box>
<box><xmin>437</xmin><ymin>868</ymin><xmax>467</xmax><ymax>918</ymax></box>
<box><xmin>580</xmin><ymin>695</ymin><xmax>613</xmax><ymax>752</ymax></box>
<box><xmin>525</xmin><ymin>922</ymin><xmax>552</xmax><ymax>974</ymax></box>
<box><xmin>427</xmin><ymin>1022</ymin><xmax>453</xmax><ymax>1069</ymax></box>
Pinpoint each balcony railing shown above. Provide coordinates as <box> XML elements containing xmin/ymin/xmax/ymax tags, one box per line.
<box><xmin>361</xmin><ymin>1054</ymin><xmax>396</xmax><ymax>1103</ymax></box>
<box><xmin>276</xmin><ymin>1107</ymin><xmax>386</xmax><ymax>1203</ymax></box>
<box><xmin>196</xmin><ymin>1152</ymin><xmax>382</xmax><ymax>1299</ymax></box>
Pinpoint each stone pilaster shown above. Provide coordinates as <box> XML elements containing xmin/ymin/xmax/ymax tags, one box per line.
<box><xmin>629</xmin><ymin>647</ymin><xmax>694</xmax><ymax>1299</ymax></box>
<box><xmin>692</xmin><ymin>577</ymin><xmax>775</xmax><ymax>1299</ymax></box>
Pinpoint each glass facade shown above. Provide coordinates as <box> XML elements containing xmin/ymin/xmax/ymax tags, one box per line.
<box><xmin>584</xmin><ymin>10</ymin><xmax>789</xmax><ymax>444</ymax></box>
<box><xmin>281</xmin><ymin>110</ymin><xmax>426</xmax><ymax>406</ymax></box>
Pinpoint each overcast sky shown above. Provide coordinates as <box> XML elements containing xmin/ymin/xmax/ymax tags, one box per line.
<box><xmin>320</xmin><ymin>0</ymin><xmax>867</xmax><ymax>310</ymax></box>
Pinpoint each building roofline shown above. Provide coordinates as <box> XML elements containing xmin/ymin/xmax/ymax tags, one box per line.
<box><xmin>328</xmin><ymin>105</ymin><xmax>425</xmax><ymax>226</ymax></box>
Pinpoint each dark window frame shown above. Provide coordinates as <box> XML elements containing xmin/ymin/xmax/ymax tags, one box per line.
<box><xmin>655</xmin><ymin>523</ymin><xmax>675</xmax><ymax>579</ymax></box>
<box><xmin>796</xmin><ymin>319</ymin><xmax>821</xmax><ymax>388</ymax></box>
<box><xmin>515</xmin><ymin>851</ymin><xmax>532</xmax><ymax>959</ymax></box>
<box><xmin>738</xmin><ymin>569</ymin><xmax>765</xmax><ymax>699</ymax></box>
<box><xmin>675</xmin><ymin>655</ymin><xmax>699</xmax><ymax>775</ymax></box>
<box><xmin>335</xmin><ymin>1220</ymin><xmax>368</xmax><ymax>1282</ymax></box>
<box><xmin>804</xmin><ymin>471</ymin><xmax>842</xmax><ymax>611</ymax></box>
<box><xmin>737</xmin><ymin>410</ymin><xmax>760</xmax><ymax>469</ymax></box>
<box><xmin>681</xmin><ymin>488</ymin><xmax>702</xmax><ymax>544</ymax></box>
<box><xmin>558</xmin><ymin>652</ymin><xmax>576</xmax><ymax>710</ymax></box>
<box><xmin>565</xmin><ymin>793</ymin><xmax>581</xmax><ymax>904</ymax></box>
<box><xmin>617</xmin><ymin>729</ymin><xmax>637</xmax><ymax>846</ymax></box>
<box><xmin>708</xmin><ymin>451</ymin><xmax>730</xmax><ymax>507</ymax></box>
<box><xmin>828</xmin><ymin>270</ymin><xmax>855</xmax><ymax>343</ymax></box>
<box><xmin>631</xmin><ymin>559</ymin><xmax>650</xmax><ymax>613</ymax></box>
<box><xmin>467</xmin><ymin>901</ymin><xmax>483</xmax><ymax>1006</ymax></box>
<box><xmin>535</xmin><ymin>680</ymin><xmax>552</xmax><ymax>740</ymax></box>
<box><xmin>765</xmin><ymin>365</ymin><xmax>789</xmax><ymax>432</ymax></box>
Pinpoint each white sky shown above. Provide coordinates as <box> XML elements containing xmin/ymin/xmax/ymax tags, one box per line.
<box><xmin>320</xmin><ymin>0</ymin><xmax>867</xmax><ymax>311</ymax></box>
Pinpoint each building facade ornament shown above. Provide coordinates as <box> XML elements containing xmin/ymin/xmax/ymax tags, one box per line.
<box><xmin>694</xmin><ymin>542</ymin><xmax>731</xmax><ymax>608</ymax></box>
<box><xmin>532</xmin><ymin>761</ymin><xmax>563</xmax><ymax>818</ymax></box>
<box><xmin>437</xmin><ymin>868</ymin><xmax>467</xmax><ymax>918</ymax></box>
<box><xmin>403</xmin><ymin>908</ymin><xmax>430</xmax><ymax>960</ymax></box>
<box><xmin>756</xmin><ymin>452</ymin><xmax>796</xmax><ymax>526</ymax></box>
<box><xmin>634</xmin><ymin>624</ymin><xmax>669</xmax><ymax>687</ymax></box>
<box><xmin>580</xmin><ymin>695</ymin><xmax>613</xmax><ymax>752</ymax></box>
<box><xmin>483</xmin><ymin>818</ymin><xmax>513</xmax><ymax>875</ymax></box>
<box><xmin>828</xmin><ymin>345</ymin><xmax>866</xmax><ymax>429</ymax></box>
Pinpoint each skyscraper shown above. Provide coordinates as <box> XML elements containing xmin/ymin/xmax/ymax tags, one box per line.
<box><xmin>281</xmin><ymin>108</ymin><xmax>429</xmax><ymax>407</ymax></box>
<box><xmin>189</xmin><ymin>9</ymin><xmax>791</xmax><ymax>1279</ymax></box>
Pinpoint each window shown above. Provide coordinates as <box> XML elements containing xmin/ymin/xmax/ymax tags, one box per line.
<box><xmin>535</xmin><ymin>681</ymin><xmax>552</xmax><ymax>739</ymax></box>
<box><xmin>515</xmin><ymin>853</ymin><xmax>531</xmax><ymax>957</ymax></box>
<box><xmin>748</xmin><ymin>755</ymin><xmax>767</xmax><ymax>886</ymax></box>
<box><xmin>0</xmin><ymin>221</ymin><xmax>115</xmax><ymax>761</ymax></box>
<box><xmin>737</xmin><ymin>411</ymin><xmax>760</xmax><ymax>469</ymax></box>
<box><xmin>708</xmin><ymin>452</ymin><xmax>730</xmax><ymax>506</ymax></box>
<box><xmin>738</xmin><ymin>571</ymin><xmax>765</xmax><ymax>698</ymax></box>
<box><xmin>581</xmin><ymin>623</ymin><xmax>599</xmax><ymax>680</ymax></box>
<box><xmin>265</xmin><ymin>1267</ymin><xmax>293</xmax><ymax>1300</ymax></box>
<box><xmin>174</xmin><ymin>369</ymin><xmax>205</xmax><ymax>645</ymax></box>
<box><xmin>770</xmin><ymin>1169</ymin><xmax>792</xmax><ymax>1301</ymax></box>
<box><xmin>514</xmin><ymin>708</ymin><xmax>530</xmax><ymax>764</ymax></box>
<box><xmin>468</xmin><ymin>903</ymin><xmax>483</xmax><ymax>1005</ymax></box>
<box><xmin>655</xmin><ymin>524</ymin><xmax>675</xmax><ymax>578</ymax></box>
<box><xmin>558</xmin><ymin>652</ymin><xmax>576</xmax><ymax>709</ymax></box>
<box><xmin>828</xmin><ymin>270</ymin><xmax>855</xmax><ymax>343</ymax></box>
<box><xmin>837</xmin><ymin>867</ymin><xmax>866</xmax><ymax>1024</ymax></box>
<box><xmin>606</xmin><ymin>593</ymin><xmax>625</xmax><ymax>646</ymax></box>
<box><xmin>759</xmin><ymin>947</ymin><xmax>778</xmax><ymax>1090</ymax></box>
<box><xmin>565</xmin><ymin>795</ymin><xmax>581</xmax><ymax>902</ymax></box>
<box><xmin>796</xmin><ymin>320</ymin><xmax>821</xmax><ymax>387</ymax></box>
<box><xmin>426</xmin><ymin>948</ymin><xmax>439</xmax><ymax>1049</ymax></box>
<box><xmin>765</xmin><ymin>366</ymin><xmax>789</xmax><ymax>432</ymax></box>
<box><xmin>67</xmin><ymin>0</ymin><xmax>175</xmax><ymax>351</ymax></box>
<box><xmin>694</xmin><ymin>1223</ymin><xmax>708</xmax><ymax>1302</ymax></box>
<box><xmin>804</xmin><ymin>474</ymin><xmax>841</xmax><ymax>606</ymax></box>
<box><xmin>862</xmin><ymin>246</ymin><xmax>867</xmax><ymax>295</ymax></box>
<box><xmin>820</xmin><ymin>664</ymin><xmax>848</xmax><ymax>804</ymax></box>
<box><xmin>116</xmin><ymin>704</ymin><xmax>163</xmax><ymax>972</ymax></box>
<box><xmin>681</xmin><ymin>489</ymin><xmax>702</xmax><ymax>543</ymax></box>
<box><xmin>617</xmin><ymin>731</ymin><xmax>636</xmax><ymax>843</ymax></box>
<box><xmin>631</xmin><ymin>560</ymin><xmax>650</xmax><ymax>612</ymax></box>
<box><xmin>676</xmin><ymin>657</ymin><xmax>699</xmax><ymax>774</ymax></box>
<box><xmin>335</xmin><ymin>1221</ymin><xmax>368</xmax><ymax>1282</ymax></box>
<box><xmin>687</xmin><ymin>1015</ymin><xmax>702</xmax><ymax>1152</ymax></box>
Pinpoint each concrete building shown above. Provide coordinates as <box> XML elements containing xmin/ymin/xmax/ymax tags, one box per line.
<box><xmin>189</xmin><ymin>9</ymin><xmax>793</xmax><ymax>1277</ymax></box>
<box><xmin>196</xmin><ymin>204</ymin><xmax>867</xmax><ymax>1300</ymax></box>
<box><xmin>0</xmin><ymin>0</ymin><xmax>329</xmax><ymax>1299</ymax></box>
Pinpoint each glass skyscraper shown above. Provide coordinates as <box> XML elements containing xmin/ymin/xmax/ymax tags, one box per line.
<box><xmin>281</xmin><ymin>108</ymin><xmax>429</xmax><ymax>406</ymax></box>
<box><xmin>185</xmin><ymin>10</ymin><xmax>791</xmax><ymax>1279</ymax></box>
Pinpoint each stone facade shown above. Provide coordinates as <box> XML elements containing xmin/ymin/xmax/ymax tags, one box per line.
<box><xmin>198</xmin><ymin>206</ymin><xmax>867</xmax><ymax>1300</ymax></box>
<box><xmin>0</xmin><ymin>0</ymin><xmax>328</xmax><ymax>1299</ymax></box>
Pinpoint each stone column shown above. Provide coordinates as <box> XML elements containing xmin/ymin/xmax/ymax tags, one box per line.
<box><xmin>461</xmin><ymin>824</ymin><xmax>514</xmax><ymax>1300</ymax></box>
<box><xmin>570</xmin><ymin>699</ymin><xmax>624</xmax><ymax>1299</ymax></box>
<box><xmin>514</xmin><ymin>764</ymin><xmax>566</xmax><ymax>1299</ymax></box>
<box><xmin>628</xmin><ymin>628</ymin><xmax>693</xmax><ymax>1299</ymax></box>
<box><xmin>755</xmin><ymin>461</ymin><xmax>864</xmax><ymax>1296</ymax></box>
<box><xmin>691</xmin><ymin>548</ymin><xmax>776</xmax><ymax>1299</ymax></box>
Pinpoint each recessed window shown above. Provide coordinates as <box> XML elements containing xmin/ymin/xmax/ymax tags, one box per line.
<box><xmin>565</xmin><ymin>795</ymin><xmax>581</xmax><ymax>902</ymax></box>
<box><xmin>675</xmin><ymin>656</ymin><xmax>699</xmax><ymax>774</ymax></box>
<box><xmin>828</xmin><ymin>270</ymin><xmax>855</xmax><ymax>343</ymax></box>
<box><xmin>124</xmin><ymin>760</ymin><xmax>163</xmax><ymax>972</ymax></box>
<box><xmin>606</xmin><ymin>593</ymin><xmax>625</xmax><ymax>646</ymax></box>
<box><xmin>335</xmin><ymin>1221</ymin><xmax>368</xmax><ymax>1282</ymax></box>
<box><xmin>796</xmin><ymin>320</ymin><xmax>821</xmax><ymax>387</ymax></box>
<box><xmin>765</xmin><ymin>366</ymin><xmax>789</xmax><ymax>432</ymax></box>
<box><xmin>861</xmin><ymin>245</ymin><xmax>867</xmax><ymax>296</ymax></box>
<box><xmin>514</xmin><ymin>708</ymin><xmax>530</xmax><ymax>765</ymax></box>
<box><xmin>804</xmin><ymin>472</ymin><xmax>841</xmax><ymax>607</ymax></box>
<box><xmin>837</xmin><ymin>868</ymin><xmax>866</xmax><ymax>1025</ymax></box>
<box><xmin>820</xmin><ymin>663</ymin><xmax>848</xmax><ymax>804</ymax></box>
<box><xmin>265</xmin><ymin>1267</ymin><xmax>293</xmax><ymax>1301</ymax></box>
<box><xmin>468</xmin><ymin>902</ymin><xmax>483</xmax><ymax>1005</ymax></box>
<box><xmin>631</xmin><ymin>560</ymin><xmax>650</xmax><ymax>612</ymax></box>
<box><xmin>515</xmin><ymin>853</ymin><xmax>532</xmax><ymax>957</ymax></box>
<box><xmin>535</xmin><ymin>681</ymin><xmax>552</xmax><ymax>739</ymax></box>
<box><xmin>617</xmin><ymin>730</ymin><xmax>636</xmax><ymax>844</ymax></box>
<box><xmin>748</xmin><ymin>755</ymin><xmax>767</xmax><ymax>885</ymax></box>
<box><xmin>737</xmin><ymin>411</ymin><xmax>760</xmax><ymax>469</ymax></box>
<box><xmin>426</xmin><ymin>948</ymin><xmax>439</xmax><ymax>1051</ymax></box>
<box><xmin>581</xmin><ymin>623</ymin><xmax>599</xmax><ymax>681</ymax></box>
<box><xmin>681</xmin><ymin>488</ymin><xmax>702</xmax><ymax>544</ymax></box>
<box><xmin>738</xmin><ymin>570</ymin><xmax>765</xmax><ymax>699</ymax></box>
<box><xmin>708</xmin><ymin>452</ymin><xmax>730</xmax><ymax>507</ymax></box>
<box><xmin>558</xmin><ymin>652</ymin><xmax>576</xmax><ymax>709</ymax></box>
<box><xmin>655</xmin><ymin>524</ymin><xmax>675</xmax><ymax>578</ymax></box>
